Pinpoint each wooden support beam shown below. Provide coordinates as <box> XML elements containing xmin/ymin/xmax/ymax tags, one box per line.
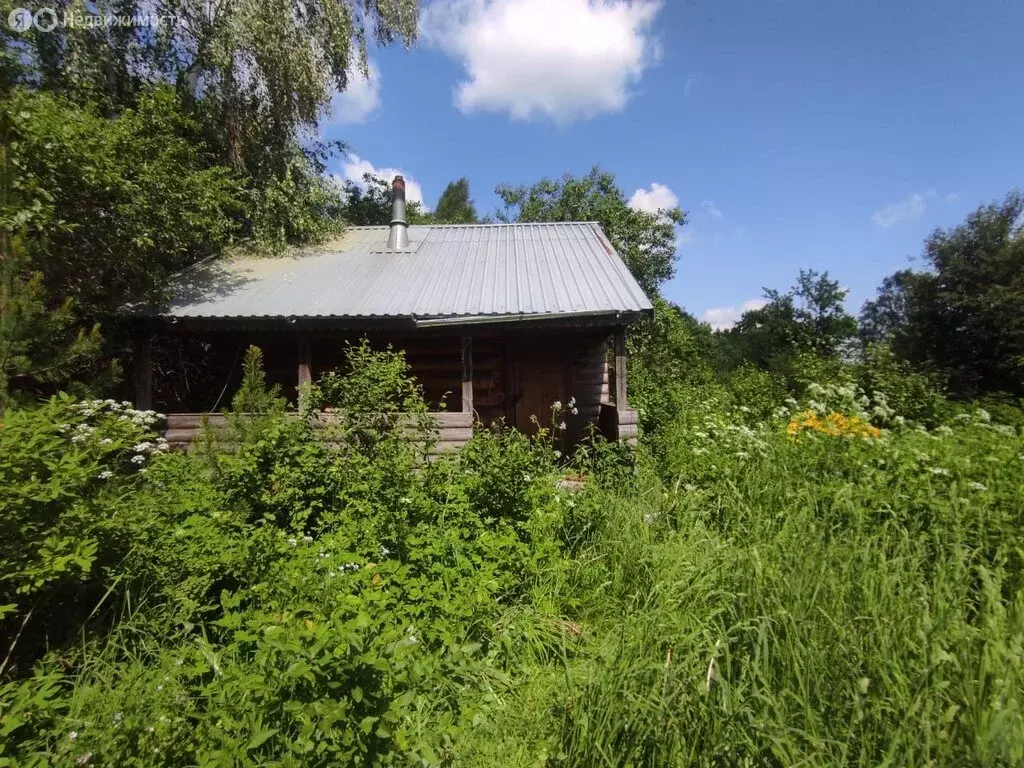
<box><xmin>297</xmin><ymin>336</ymin><xmax>312</xmax><ymax>410</ymax></box>
<box><xmin>614</xmin><ymin>327</ymin><xmax>627</xmax><ymax>409</ymax></box>
<box><xmin>134</xmin><ymin>335</ymin><xmax>153</xmax><ymax>411</ymax></box>
<box><xmin>461</xmin><ymin>336</ymin><xmax>473</xmax><ymax>414</ymax></box>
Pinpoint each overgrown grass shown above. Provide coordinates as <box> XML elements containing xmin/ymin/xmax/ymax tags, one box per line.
<box><xmin>1</xmin><ymin>356</ymin><xmax>1022</xmax><ymax>766</ymax></box>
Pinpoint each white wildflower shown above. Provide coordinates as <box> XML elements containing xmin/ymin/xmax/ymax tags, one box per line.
<box><xmin>552</xmin><ymin>400</ymin><xmax>562</xmax><ymax>410</ymax></box>
<box><xmin>967</xmin><ymin>481</ymin><xmax>988</xmax><ymax>492</ymax></box>
<box><xmin>68</xmin><ymin>731</ymin><xmax>78</xmax><ymax>742</ymax></box>
<box><xmin>301</xmin><ymin>535</ymin><xmax>314</xmax><ymax>544</ymax></box>
<box><xmin>287</xmin><ymin>538</ymin><xmax>297</xmax><ymax>547</ymax></box>
<box><xmin>928</xmin><ymin>467</ymin><xmax>951</xmax><ymax>477</ymax></box>
<box><xmin>130</xmin><ymin>454</ymin><xmax>146</xmax><ymax>465</ymax></box>
<box><xmin>97</xmin><ymin>470</ymin><xmax>113</xmax><ymax>480</ymax></box>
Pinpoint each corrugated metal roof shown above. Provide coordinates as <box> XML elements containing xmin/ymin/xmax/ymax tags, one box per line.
<box><xmin>156</xmin><ymin>222</ymin><xmax>652</xmax><ymax>323</ymax></box>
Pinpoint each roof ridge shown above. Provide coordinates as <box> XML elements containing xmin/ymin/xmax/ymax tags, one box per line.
<box><xmin>348</xmin><ymin>221</ymin><xmax>601</xmax><ymax>230</ymax></box>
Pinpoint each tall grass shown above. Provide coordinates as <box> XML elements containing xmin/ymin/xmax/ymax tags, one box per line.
<box><xmin>2</xmin><ymin>392</ymin><xmax>1021</xmax><ymax>766</ymax></box>
<box><xmin>478</xmin><ymin>423</ymin><xmax>1024</xmax><ymax>766</ymax></box>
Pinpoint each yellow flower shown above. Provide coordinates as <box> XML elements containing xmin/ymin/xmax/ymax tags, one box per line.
<box><xmin>787</xmin><ymin>410</ymin><xmax>880</xmax><ymax>440</ymax></box>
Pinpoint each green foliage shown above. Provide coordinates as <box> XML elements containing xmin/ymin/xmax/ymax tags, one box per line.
<box><xmin>2</xmin><ymin>352</ymin><xmax>1024</xmax><ymax>765</ymax></box>
<box><xmin>9</xmin><ymin>0</ymin><xmax>418</xmax><ymax>185</ymax></box>
<box><xmin>854</xmin><ymin>343</ymin><xmax>948</xmax><ymax>427</ymax></box>
<box><xmin>496</xmin><ymin>166</ymin><xmax>686</xmax><ymax>295</ymax></box>
<box><xmin>629</xmin><ymin>297</ymin><xmax>717</xmax><ymax>436</ymax></box>
<box><xmin>2</xmin><ymin>87</ymin><xmax>240</xmax><ymax>318</ymax></box>
<box><xmin>308</xmin><ymin>340</ymin><xmax>429</xmax><ymax>418</ymax></box>
<box><xmin>718</xmin><ymin>269</ymin><xmax>857</xmax><ymax>377</ymax></box>
<box><xmin>723</xmin><ymin>364</ymin><xmax>789</xmax><ymax>422</ymax></box>
<box><xmin>242</xmin><ymin>154</ymin><xmax>348</xmax><ymax>251</ymax></box>
<box><xmin>340</xmin><ymin>173</ymin><xmax>432</xmax><ymax>226</ymax></box>
<box><xmin>862</xmin><ymin>190</ymin><xmax>1024</xmax><ymax>397</ymax></box>
<box><xmin>0</xmin><ymin>232</ymin><xmax>101</xmax><ymax>411</ymax></box>
<box><xmin>433</xmin><ymin>178</ymin><xmax>478</xmax><ymax>224</ymax></box>
<box><xmin>231</xmin><ymin>346</ymin><xmax>285</xmax><ymax>416</ymax></box>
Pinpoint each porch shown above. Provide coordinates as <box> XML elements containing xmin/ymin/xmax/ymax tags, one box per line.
<box><xmin>135</xmin><ymin>326</ymin><xmax>638</xmax><ymax>453</ymax></box>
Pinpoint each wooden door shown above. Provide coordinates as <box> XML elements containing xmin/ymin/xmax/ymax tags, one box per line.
<box><xmin>510</xmin><ymin>338</ymin><xmax>567</xmax><ymax>436</ymax></box>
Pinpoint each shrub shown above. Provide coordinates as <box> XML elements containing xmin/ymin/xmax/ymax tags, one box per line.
<box><xmin>855</xmin><ymin>343</ymin><xmax>948</xmax><ymax>427</ymax></box>
<box><xmin>722</xmin><ymin>364</ymin><xmax>788</xmax><ymax>422</ymax></box>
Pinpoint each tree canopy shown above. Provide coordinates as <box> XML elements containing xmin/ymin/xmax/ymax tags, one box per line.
<box><xmin>496</xmin><ymin>166</ymin><xmax>686</xmax><ymax>296</ymax></box>
<box><xmin>717</xmin><ymin>270</ymin><xmax>858</xmax><ymax>377</ymax></box>
<box><xmin>339</xmin><ymin>173</ymin><xmax>431</xmax><ymax>226</ymax></box>
<box><xmin>433</xmin><ymin>178</ymin><xmax>478</xmax><ymax>224</ymax></box>
<box><xmin>6</xmin><ymin>0</ymin><xmax>418</xmax><ymax>180</ymax></box>
<box><xmin>861</xmin><ymin>191</ymin><xmax>1024</xmax><ymax>397</ymax></box>
<box><xmin>0</xmin><ymin>0</ymin><xmax>422</xmax><ymax>403</ymax></box>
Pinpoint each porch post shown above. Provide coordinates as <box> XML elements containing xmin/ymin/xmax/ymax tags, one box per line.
<box><xmin>614</xmin><ymin>327</ymin><xmax>627</xmax><ymax>408</ymax></box>
<box><xmin>134</xmin><ymin>334</ymin><xmax>153</xmax><ymax>410</ymax></box>
<box><xmin>297</xmin><ymin>336</ymin><xmax>312</xmax><ymax>410</ymax></box>
<box><xmin>461</xmin><ymin>335</ymin><xmax>473</xmax><ymax>414</ymax></box>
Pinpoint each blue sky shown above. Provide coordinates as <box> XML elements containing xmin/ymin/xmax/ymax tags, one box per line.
<box><xmin>321</xmin><ymin>0</ymin><xmax>1024</xmax><ymax>328</ymax></box>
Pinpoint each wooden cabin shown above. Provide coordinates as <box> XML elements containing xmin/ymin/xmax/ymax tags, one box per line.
<box><xmin>130</xmin><ymin>177</ymin><xmax>651</xmax><ymax>453</ymax></box>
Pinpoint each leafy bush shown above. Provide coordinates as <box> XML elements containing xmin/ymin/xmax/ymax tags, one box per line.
<box><xmin>0</xmin><ymin>397</ymin><xmax>169</xmax><ymax>661</ymax></box>
<box><xmin>722</xmin><ymin>364</ymin><xmax>788</xmax><ymax>422</ymax></box>
<box><xmin>2</xmin><ymin>345</ymin><xmax>1023</xmax><ymax>766</ymax></box>
<box><xmin>855</xmin><ymin>343</ymin><xmax>948</xmax><ymax>427</ymax></box>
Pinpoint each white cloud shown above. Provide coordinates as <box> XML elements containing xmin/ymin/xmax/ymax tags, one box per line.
<box><xmin>422</xmin><ymin>0</ymin><xmax>663</xmax><ymax>124</ymax></box>
<box><xmin>683</xmin><ymin>74</ymin><xmax>697</xmax><ymax>96</ymax></box>
<box><xmin>871</xmin><ymin>192</ymin><xmax>927</xmax><ymax>228</ymax></box>
<box><xmin>701</xmin><ymin>199</ymin><xmax>723</xmax><ymax>219</ymax></box>
<box><xmin>338</xmin><ymin>154</ymin><xmax>426</xmax><ymax>207</ymax></box>
<box><xmin>627</xmin><ymin>182</ymin><xmax>679</xmax><ymax>214</ymax></box>
<box><xmin>701</xmin><ymin>298</ymin><xmax>767</xmax><ymax>331</ymax></box>
<box><xmin>326</xmin><ymin>61</ymin><xmax>382</xmax><ymax>125</ymax></box>
<box><xmin>675</xmin><ymin>230</ymin><xmax>694</xmax><ymax>248</ymax></box>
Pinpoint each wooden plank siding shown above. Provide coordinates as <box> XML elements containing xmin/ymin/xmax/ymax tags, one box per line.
<box><xmin>163</xmin><ymin>411</ymin><xmax>474</xmax><ymax>455</ymax></box>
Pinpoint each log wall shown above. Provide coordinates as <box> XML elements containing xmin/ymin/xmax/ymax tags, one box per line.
<box><xmin>163</xmin><ymin>411</ymin><xmax>474</xmax><ymax>455</ymax></box>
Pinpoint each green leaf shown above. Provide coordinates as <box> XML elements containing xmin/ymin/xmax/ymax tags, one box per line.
<box><xmin>246</xmin><ymin>728</ymin><xmax>278</xmax><ymax>751</ymax></box>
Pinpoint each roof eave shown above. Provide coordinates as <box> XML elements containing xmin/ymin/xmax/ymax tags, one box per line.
<box><xmin>134</xmin><ymin>308</ymin><xmax>650</xmax><ymax>334</ymax></box>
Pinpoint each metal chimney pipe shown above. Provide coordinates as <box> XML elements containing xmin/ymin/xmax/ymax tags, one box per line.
<box><xmin>388</xmin><ymin>175</ymin><xmax>409</xmax><ymax>250</ymax></box>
